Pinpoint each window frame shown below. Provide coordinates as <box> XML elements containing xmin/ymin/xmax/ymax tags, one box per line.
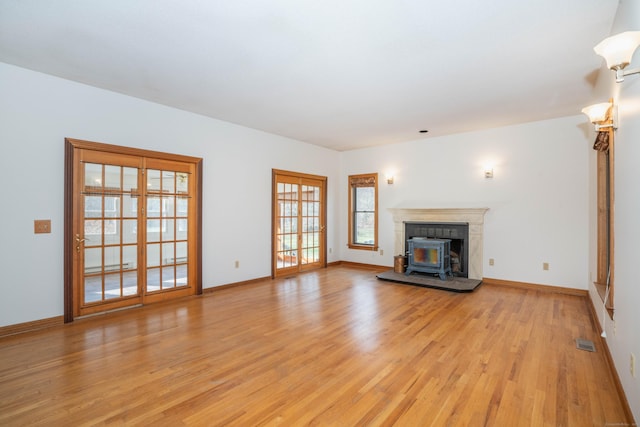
<box><xmin>594</xmin><ymin>129</ymin><xmax>615</xmax><ymax>317</ymax></box>
<box><xmin>348</xmin><ymin>173</ymin><xmax>378</xmax><ymax>251</ymax></box>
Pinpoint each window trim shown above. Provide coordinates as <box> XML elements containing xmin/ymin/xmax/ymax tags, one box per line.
<box><xmin>593</xmin><ymin>128</ymin><xmax>615</xmax><ymax>318</ymax></box>
<box><xmin>348</xmin><ymin>173</ymin><xmax>378</xmax><ymax>251</ymax></box>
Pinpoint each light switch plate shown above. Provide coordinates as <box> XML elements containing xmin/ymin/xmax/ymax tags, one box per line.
<box><xmin>34</xmin><ymin>219</ymin><xmax>51</xmax><ymax>234</ymax></box>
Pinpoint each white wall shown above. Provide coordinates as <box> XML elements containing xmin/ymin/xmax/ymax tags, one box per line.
<box><xmin>340</xmin><ymin>116</ymin><xmax>590</xmax><ymax>289</ymax></box>
<box><xmin>0</xmin><ymin>62</ymin><xmax>341</xmax><ymax>327</ymax></box>
<box><xmin>588</xmin><ymin>0</ymin><xmax>640</xmax><ymax>419</ymax></box>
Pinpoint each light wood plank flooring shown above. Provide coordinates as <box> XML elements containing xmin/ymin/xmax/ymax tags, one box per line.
<box><xmin>0</xmin><ymin>266</ymin><xmax>631</xmax><ymax>426</ymax></box>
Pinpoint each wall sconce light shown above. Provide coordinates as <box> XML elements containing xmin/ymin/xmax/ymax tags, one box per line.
<box><xmin>581</xmin><ymin>101</ymin><xmax>617</xmax><ymax>131</ymax></box>
<box><xmin>385</xmin><ymin>170</ymin><xmax>396</xmax><ymax>185</ymax></box>
<box><xmin>594</xmin><ymin>31</ymin><xmax>640</xmax><ymax>83</ymax></box>
<box><xmin>484</xmin><ymin>168</ymin><xmax>494</xmax><ymax>179</ymax></box>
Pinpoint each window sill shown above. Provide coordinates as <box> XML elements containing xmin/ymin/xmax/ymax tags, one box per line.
<box><xmin>348</xmin><ymin>244</ymin><xmax>378</xmax><ymax>251</ymax></box>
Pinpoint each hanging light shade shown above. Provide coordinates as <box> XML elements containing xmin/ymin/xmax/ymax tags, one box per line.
<box><xmin>594</xmin><ymin>31</ymin><xmax>640</xmax><ymax>70</ymax></box>
<box><xmin>581</xmin><ymin>102</ymin><xmax>612</xmax><ymax>124</ymax></box>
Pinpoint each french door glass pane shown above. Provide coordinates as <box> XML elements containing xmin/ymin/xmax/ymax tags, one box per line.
<box><xmin>103</xmin><ymin>220</ymin><xmax>120</xmax><ymax>245</ymax></box>
<box><xmin>123</xmin><ymin>271</ymin><xmax>138</xmax><ymax>296</ymax></box>
<box><xmin>84</xmin><ymin>247</ymin><xmax>101</xmax><ymax>273</ymax></box>
<box><xmin>176</xmin><ymin>173</ymin><xmax>188</xmax><ymax>194</ymax></box>
<box><xmin>162</xmin><ymin>242</ymin><xmax>175</xmax><ymax>265</ymax></box>
<box><xmin>104</xmin><ymin>246</ymin><xmax>120</xmax><ymax>271</ymax></box>
<box><xmin>122</xmin><ymin>195</ymin><xmax>137</xmax><ymax>218</ymax></box>
<box><xmin>163</xmin><ymin>219</ymin><xmax>175</xmax><ymax>241</ymax></box>
<box><xmin>177</xmin><ymin>198</ymin><xmax>188</xmax><ymax>215</ymax></box>
<box><xmin>163</xmin><ymin>196</ymin><xmax>175</xmax><ymax>217</ymax></box>
<box><xmin>104</xmin><ymin>273</ymin><xmax>121</xmax><ymax>299</ymax></box>
<box><xmin>84</xmin><ymin>196</ymin><xmax>101</xmax><ymax>218</ymax></box>
<box><xmin>84</xmin><ymin>163</ymin><xmax>102</xmax><ymax>189</ymax></box>
<box><xmin>147</xmin><ymin>269</ymin><xmax>160</xmax><ymax>292</ymax></box>
<box><xmin>147</xmin><ymin>197</ymin><xmax>161</xmax><ymax>217</ymax></box>
<box><xmin>162</xmin><ymin>266</ymin><xmax>175</xmax><ymax>289</ymax></box>
<box><xmin>147</xmin><ymin>169</ymin><xmax>161</xmax><ymax>191</ymax></box>
<box><xmin>147</xmin><ymin>243</ymin><xmax>160</xmax><ymax>267</ymax></box>
<box><xmin>122</xmin><ymin>219</ymin><xmax>137</xmax><ymax>244</ymax></box>
<box><xmin>83</xmin><ymin>220</ymin><xmax>101</xmax><ymax>245</ymax></box>
<box><xmin>147</xmin><ymin>220</ymin><xmax>162</xmax><ymax>242</ymax></box>
<box><xmin>104</xmin><ymin>165</ymin><xmax>120</xmax><ymax>189</ymax></box>
<box><xmin>104</xmin><ymin>196</ymin><xmax>120</xmax><ymax>218</ymax></box>
<box><xmin>176</xmin><ymin>241</ymin><xmax>188</xmax><ymax>263</ymax></box>
<box><xmin>145</xmin><ymin>168</ymin><xmax>189</xmax><ymax>293</ymax></box>
<box><xmin>123</xmin><ymin>167</ymin><xmax>138</xmax><ymax>193</ymax></box>
<box><xmin>176</xmin><ymin>264</ymin><xmax>187</xmax><ymax>286</ymax></box>
<box><xmin>84</xmin><ymin>276</ymin><xmax>101</xmax><ymax>303</ymax></box>
<box><xmin>176</xmin><ymin>219</ymin><xmax>188</xmax><ymax>240</ymax></box>
<box><xmin>123</xmin><ymin>245</ymin><xmax>137</xmax><ymax>270</ymax></box>
<box><xmin>163</xmin><ymin>171</ymin><xmax>175</xmax><ymax>193</ymax></box>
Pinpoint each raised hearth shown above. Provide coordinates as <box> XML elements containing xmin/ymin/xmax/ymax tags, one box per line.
<box><xmin>389</xmin><ymin>208</ymin><xmax>489</xmax><ymax>280</ymax></box>
<box><xmin>377</xmin><ymin>270</ymin><xmax>482</xmax><ymax>292</ymax></box>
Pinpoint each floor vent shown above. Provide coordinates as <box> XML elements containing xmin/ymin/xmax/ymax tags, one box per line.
<box><xmin>576</xmin><ymin>338</ymin><xmax>596</xmax><ymax>352</ymax></box>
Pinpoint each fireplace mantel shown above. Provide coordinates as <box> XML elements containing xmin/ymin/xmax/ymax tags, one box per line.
<box><xmin>388</xmin><ymin>208</ymin><xmax>489</xmax><ymax>280</ymax></box>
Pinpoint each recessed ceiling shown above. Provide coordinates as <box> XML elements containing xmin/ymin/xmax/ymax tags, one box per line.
<box><xmin>0</xmin><ymin>1</ymin><xmax>618</xmax><ymax>151</ymax></box>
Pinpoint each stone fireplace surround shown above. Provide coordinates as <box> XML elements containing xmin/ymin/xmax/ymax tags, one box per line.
<box><xmin>389</xmin><ymin>208</ymin><xmax>489</xmax><ymax>280</ymax></box>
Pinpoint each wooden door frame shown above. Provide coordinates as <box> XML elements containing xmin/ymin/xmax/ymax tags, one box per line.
<box><xmin>271</xmin><ymin>169</ymin><xmax>327</xmax><ymax>278</ymax></box>
<box><xmin>64</xmin><ymin>138</ymin><xmax>203</xmax><ymax>323</ymax></box>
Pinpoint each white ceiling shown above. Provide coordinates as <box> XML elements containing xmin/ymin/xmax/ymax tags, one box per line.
<box><xmin>0</xmin><ymin>1</ymin><xmax>618</xmax><ymax>151</ymax></box>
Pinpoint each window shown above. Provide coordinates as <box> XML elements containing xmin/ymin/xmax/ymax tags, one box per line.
<box><xmin>594</xmin><ymin>129</ymin><xmax>614</xmax><ymax>316</ymax></box>
<box><xmin>348</xmin><ymin>173</ymin><xmax>378</xmax><ymax>250</ymax></box>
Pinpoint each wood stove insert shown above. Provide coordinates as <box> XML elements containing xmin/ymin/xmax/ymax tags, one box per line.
<box><xmin>404</xmin><ymin>221</ymin><xmax>469</xmax><ymax>278</ymax></box>
<box><xmin>406</xmin><ymin>238</ymin><xmax>452</xmax><ymax>280</ymax></box>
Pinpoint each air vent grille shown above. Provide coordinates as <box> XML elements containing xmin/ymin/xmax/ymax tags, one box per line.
<box><xmin>576</xmin><ymin>338</ymin><xmax>596</xmax><ymax>352</ymax></box>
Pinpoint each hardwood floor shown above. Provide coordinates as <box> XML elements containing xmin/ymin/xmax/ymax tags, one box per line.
<box><xmin>0</xmin><ymin>266</ymin><xmax>631</xmax><ymax>426</ymax></box>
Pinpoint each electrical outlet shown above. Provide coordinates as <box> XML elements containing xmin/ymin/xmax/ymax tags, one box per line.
<box><xmin>489</xmin><ymin>258</ymin><xmax>494</xmax><ymax>266</ymax></box>
<box><xmin>543</xmin><ymin>262</ymin><xmax>549</xmax><ymax>271</ymax></box>
<box><xmin>234</xmin><ymin>260</ymin><xmax>239</xmax><ymax>268</ymax></box>
<box><xmin>631</xmin><ymin>353</ymin><xmax>636</xmax><ymax>378</ymax></box>
<box><xmin>34</xmin><ymin>219</ymin><xmax>51</xmax><ymax>234</ymax></box>
<box><xmin>379</xmin><ymin>249</ymin><xmax>384</xmax><ymax>256</ymax></box>
<box><xmin>329</xmin><ymin>248</ymin><xmax>332</xmax><ymax>254</ymax></box>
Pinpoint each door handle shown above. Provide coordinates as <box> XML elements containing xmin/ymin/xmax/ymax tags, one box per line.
<box><xmin>75</xmin><ymin>234</ymin><xmax>86</xmax><ymax>252</ymax></box>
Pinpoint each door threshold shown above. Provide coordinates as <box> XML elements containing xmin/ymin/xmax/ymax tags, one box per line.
<box><xmin>76</xmin><ymin>304</ymin><xmax>143</xmax><ymax>320</ymax></box>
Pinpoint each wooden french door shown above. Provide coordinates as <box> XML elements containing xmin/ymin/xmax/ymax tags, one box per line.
<box><xmin>64</xmin><ymin>139</ymin><xmax>202</xmax><ymax>321</ymax></box>
<box><xmin>272</xmin><ymin>170</ymin><xmax>327</xmax><ymax>277</ymax></box>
